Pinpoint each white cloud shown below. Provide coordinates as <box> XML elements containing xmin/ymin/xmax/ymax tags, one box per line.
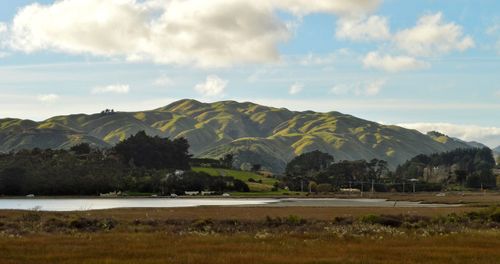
<box><xmin>330</xmin><ymin>79</ymin><xmax>386</xmax><ymax>96</ymax></box>
<box><xmin>394</xmin><ymin>12</ymin><xmax>474</xmax><ymax>57</ymax></box>
<box><xmin>0</xmin><ymin>22</ymin><xmax>8</xmax><ymax>56</ymax></box>
<box><xmin>298</xmin><ymin>53</ymin><xmax>336</xmax><ymax>66</ymax></box>
<box><xmin>92</xmin><ymin>84</ymin><xmax>130</xmax><ymax>94</ymax></box>
<box><xmin>272</xmin><ymin>0</ymin><xmax>380</xmax><ymax>17</ymax></box>
<box><xmin>336</xmin><ymin>15</ymin><xmax>390</xmax><ymax>41</ymax></box>
<box><xmin>194</xmin><ymin>75</ymin><xmax>228</xmax><ymax>97</ymax></box>
<box><xmin>397</xmin><ymin>122</ymin><xmax>500</xmax><ymax>148</ymax></box>
<box><xmin>361</xmin><ymin>13</ymin><xmax>473</xmax><ymax>72</ymax></box>
<box><xmin>489</xmin><ymin>24</ymin><xmax>500</xmax><ymax>55</ymax></box>
<box><xmin>37</xmin><ymin>94</ymin><xmax>60</xmax><ymax>103</ymax></box>
<box><xmin>330</xmin><ymin>84</ymin><xmax>351</xmax><ymax>95</ymax></box>
<box><xmin>7</xmin><ymin>0</ymin><xmax>288</xmax><ymax>67</ymax></box>
<box><xmin>289</xmin><ymin>82</ymin><xmax>303</xmax><ymax>95</ymax></box>
<box><xmin>363</xmin><ymin>79</ymin><xmax>385</xmax><ymax>96</ymax></box>
<box><xmin>486</xmin><ymin>23</ymin><xmax>500</xmax><ymax>36</ymax></box>
<box><xmin>153</xmin><ymin>75</ymin><xmax>174</xmax><ymax>87</ymax></box>
<box><xmin>4</xmin><ymin>0</ymin><xmax>381</xmax><ymax>67</ymax></box>
<box><xmin>362</xmin><ymin>52</ymin><xmax>430</xmax><ymax>72</ymax></box>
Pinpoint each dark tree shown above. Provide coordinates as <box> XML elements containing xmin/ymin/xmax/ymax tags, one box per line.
<box><xmin>251</xmin><ymin>164</ymin><xmax>262</xmax><ymax>172</ymax></box>
<box><xmin>114</xmin><ymin>131</ymin><xmax>191</xmax><ymax>170</ymax></box>
<box><xmin>233</xmin><ymin>179</ymin><xmax>250</xmax><ymax>192</ymax></box>
<box><xmin>0</xmin><ymin>167</ymin><xmax>27</xmax><ymax>195</ymax></box>
<box><xmin>70</xmin><ymin>143</ymin><xmax>92</xmax><ymax>155</ymax></box>
<box><xmin>284</xmin><ymin>150</ymin><xmax>334</xmax><ymax>191</ymax></box>
<box><xmin>220</xmin><ymin>154</ymin><xmax>234</xmax><ymax>169</ymax></box>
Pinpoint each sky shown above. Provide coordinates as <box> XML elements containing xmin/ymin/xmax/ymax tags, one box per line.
<box><xmin>0</xmin><ymin>0</ymin><xmax>499</xmax><ymax>147</ymax></box>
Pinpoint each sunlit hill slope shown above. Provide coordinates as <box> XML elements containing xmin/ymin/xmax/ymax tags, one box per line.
<box><xmin>0</xmin><ymin>99</ymin><xmax>475</xmax><ymax>172</ymax></box>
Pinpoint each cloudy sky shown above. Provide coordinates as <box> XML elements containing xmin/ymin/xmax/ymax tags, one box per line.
<box><xmin>0</xmin><ymin>0</ymin><xmax>499</xmax><ymax>147</ymax></box>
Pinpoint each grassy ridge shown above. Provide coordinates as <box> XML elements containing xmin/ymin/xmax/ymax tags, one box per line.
<box><xmin>0</xmin><ymin>99</ymin><xmax>475</xmax><ymax>172</ymax></box>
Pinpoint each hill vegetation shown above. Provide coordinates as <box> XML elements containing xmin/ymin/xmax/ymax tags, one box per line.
<box><xmin>396</xmin><ymin>148</ymin><xmax>497</xmax><ymax>189</ymax></box>
<box><xmin>0</xmin><ymin>99</ymin><xmax>479</xmax><ymax>172</ymax></box>
<box><xmin>0</xmin><ymin>133</ymin><xmax>250</xmax><ymax>196</ymax></box>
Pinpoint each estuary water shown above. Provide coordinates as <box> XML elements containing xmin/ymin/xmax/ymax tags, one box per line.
<box><xmin>0</xmin><ymin>198</ymin><xmax>458</xmax><ymax>211</ymax></box>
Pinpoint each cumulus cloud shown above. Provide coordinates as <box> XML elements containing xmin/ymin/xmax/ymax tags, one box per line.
<box><xmin>153</xmin><ymin>75</ymin><xmax>174</xmax><ymax>87</ymax></box>
<box><xmin>0</xmin><ymin>22</ymin><xmax>8</xmax><ymax>56</ymax></box>
<box><xmin>364</xmin><ymin>79</ymin><xmax>386</xmax><ymax>96</ymax></box>
<box><xmin>194</xmin><ymin>75</ymin><xmax>228</xmax><ymax>97</ymax></box>
<box><xmin>336</xmin><ymin>15</ymin><xmax>390</xmax><ymax>41</ymax></box>
<box><xmin>362</xmin><ymin>52</ymin><xmax>429</xmax><ymax>72</ymax></box>
<box><xmin>3</xmin><ymin>0</ymin><xmax>381</xmax><ymax>67</ymax></box>
<box><xmin>486</xmin><ymin>22</ymin><xmax>500</xmax><ymax>55</ymax></box>
<box><xmin>397</xmin><ymin>122</ymin><xmax>500</xmax><ymax>148</ymax></box>
<box><xmin>394</xmin><ymin>12</ymin><xmax>474</xmax><ymax>57</ymax></box>
<box><xmin>330</xmin><ymin>79</ymin><xmax>386</xmax><ymax>96</ymax></box>
<box><xmin>289</xmin><ymin>82</ymin><xmax>303</xmax><ymax>95</ymax></box>
<box><xmin>37</xmin><ymin>94</ymin><xmax>60</xmax><ymax>103</ymax></box>
<box><xmin>272</xmin><ymin>0</ymin><xmax>380</xmax><ymax>17</ymax></box>
<box><xmin>7</xmin><ymin>0</ymin><xmax>288</xmax><ymax>67</ymax></box>
<box><xmin>298</xmin><ymin>53</ymin><xmax>336</xmax><ymax>66</ymax></box>
<box><xmin>92</xmin><ymin>84</ymin><xmax>130</xmax><ymax>94</ymax></box>
<box><xmin>361</xmin><ymin>12</ymin><xmax>473</xmax><ymax>72</ymax></box>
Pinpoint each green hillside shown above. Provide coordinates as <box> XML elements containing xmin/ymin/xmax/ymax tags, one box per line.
<box><xmin>0</xmin><ymin>99</ymin><xmax>475</xmax><ymax>172</ymax></box>
<box><xmin>192</xmin><ymin>167</ymin><xmax>277</xmax><ymax>192</ymax></box>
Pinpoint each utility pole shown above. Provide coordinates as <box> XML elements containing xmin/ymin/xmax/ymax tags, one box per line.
<box><xmin>409</xmin><ymin>179</ymin><xmax>418</xmax><ymax>194</ymax></box>
<box><xmin>348</xmin><ymin>181</ymin><xmax>352</xmax><ymax>197</ymax></box>
<box><xmin>371</xmin><ymin>179</ymin><xmax>375</xmax><ymax>194</ymax></box>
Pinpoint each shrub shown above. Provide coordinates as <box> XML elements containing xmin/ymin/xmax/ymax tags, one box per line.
<box><xmin>360</xmin><ymin>214</ymin><xmax>380</xmax><ymax>225</ymax></box>
<box><xmin>191</xmin><ymin>219</ymin><xmax>213</xmax><ymax>231</ymax></box>
<box><xmin>286</xmin><ymin>215</ymin><xmax>306</xmax><ymax>226</ymax></box>
<box><xmin>333</xmin><ymin>216</ymin><xmax>354</xmax><ymax>225</ymax></box>
<box><xmin>490</xmin><ymin>210</ymin><xmax>500</xmax><ymax>223</ymax></box>
<box><xmin>317</xmin><ymin>183</ymin><xmax>332</xmax><ymax>193</ymax></box>
<box><xmin>359</xmin><ymin>214</ymin><xmax>402</xmax><ymax>227</ymax></box>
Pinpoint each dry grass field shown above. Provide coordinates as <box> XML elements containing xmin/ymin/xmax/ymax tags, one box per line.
<box><xmin>0</xmin><ymin>201</ymin><xmax>499</xmax><ymax>264</ymax></box>
<box><xmin>0</xmin><ymin>231</ymin><xmax>499</xmax><ymax>264</ymax></box>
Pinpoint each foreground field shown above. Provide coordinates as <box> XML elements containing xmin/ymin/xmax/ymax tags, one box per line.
<box><xmin>1</xmin><ymin>232</ymin><xmax>499</xmax><ymax>264</ymax></box>
<box><xmin>0</xmin><ymin>205</ymin><xmax>499</xmax><ymax>264</ymax></box>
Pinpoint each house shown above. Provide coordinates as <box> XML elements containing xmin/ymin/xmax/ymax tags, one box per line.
<box><xmin>99</xmin><ymin>191</ymin><xmax>122</xmax><ymax>197</ymax></box>
<box><xmin>340</xmin><ymin>188</ymin><xmax>361</xmax><ymax>194</ymax></box>
<box><xmin>185</xmin><ymin>191</ymin><xmax>199</xmax><ymax>196</ymax></box>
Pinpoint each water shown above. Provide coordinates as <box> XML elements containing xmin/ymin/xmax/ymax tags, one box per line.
<box><xmin>0</xmin><ymin>198</ymin><xmax>458</xmax><ymax>211</ymax></box>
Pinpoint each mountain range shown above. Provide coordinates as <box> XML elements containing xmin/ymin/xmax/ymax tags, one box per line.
<box><xmin>0</xmin><ymin>99</ymin><xmax>488</xmax><ymax>172</ymax></box>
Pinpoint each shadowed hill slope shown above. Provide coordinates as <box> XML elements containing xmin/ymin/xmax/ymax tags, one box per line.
<box><xmin>0</xmin><ymin>99</ymin><xmax>474</xmax><ymax>172</ymax></box>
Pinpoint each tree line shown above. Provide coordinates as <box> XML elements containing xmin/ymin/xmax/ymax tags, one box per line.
<box><xmin>395</xmin><ymin>147</ymin><xmax>497</xmax><ymax>189</ymax></box>
<box><xmin>283</xmin><ymin>148</ymin><xmax>497</xmax><ymax>192</ymax></box>
<box><xmin>283</xmin><ymin>150</ymin><xmax>391</xmax><ymax>192</ymax></box>
<box><xmin>0</xmin><ymin>131</ymin><xmax>249</xmax><ymax>196</ymax></box>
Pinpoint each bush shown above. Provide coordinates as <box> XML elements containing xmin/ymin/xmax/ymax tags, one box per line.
<box><xmin>333</xmin><ymin>216</ymin><xmax>354</xmax><ymax>225</ymax></box>
<box><xmin>359</xmin><ymin>214</ymin><xmax>402</xmax><ymax>227</ymax></box>
<box><xmin>233</xmin><ymin>179</ymin><xmax>250</xmax><ymax>192</ymax></box>
<box><xmin>490</xmin><ymin>210</ymin><xmax>500</xmax><ymax>223</ymax></box>
<box><xmin>317</xmin><ymin>183</ymin><xmax>332</xmax><ymax>193</ymax></box>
